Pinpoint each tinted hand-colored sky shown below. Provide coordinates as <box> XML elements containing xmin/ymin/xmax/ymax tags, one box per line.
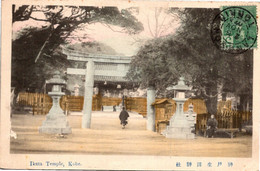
<box><xmin>13</xmin><ymin>6</ymin><xmax>181</xmax><ymax>56</ymax></box>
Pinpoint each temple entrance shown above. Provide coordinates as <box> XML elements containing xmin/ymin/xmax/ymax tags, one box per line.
<box><xmin>63</xmin><ymin>46</ymin><xmax>148</xmax><ymax>129</ymax></box>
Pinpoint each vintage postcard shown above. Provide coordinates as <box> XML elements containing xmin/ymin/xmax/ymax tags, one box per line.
<box><xmin>1</xmin><ymin>0</ymin><xmax>260</xmax><ymax>170</ymax></box>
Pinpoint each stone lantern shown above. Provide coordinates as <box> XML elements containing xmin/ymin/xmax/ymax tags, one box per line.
<box><xmin>163</xmin><ymin>77</ymin><xmax>195</xmax><ymax>139</ymax></box>
<box><xmin>39</xmin><ymin>71</ymin><xmax>71</xmax><ymax>134</ymax></box>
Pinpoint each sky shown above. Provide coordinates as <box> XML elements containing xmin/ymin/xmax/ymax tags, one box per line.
<box><xmin>12</xmin><ymin>6</ymin><xmax>181</xmax><ymax>56</ymax></box>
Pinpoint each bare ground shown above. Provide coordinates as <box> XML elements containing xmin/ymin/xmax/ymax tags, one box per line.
<box><xmin>10</xmin><ymin>112</ymin><xmax>252</xmax><ymax>157</ymax></box>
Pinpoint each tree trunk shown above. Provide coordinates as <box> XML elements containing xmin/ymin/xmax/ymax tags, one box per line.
<box><xmin>204</xmin><ymin>83</ymin><xmax>218</xmax><ymax>115</ymax></box>
<box><xmin>238</xmin><ymin>94</ymin><xmax>251</xmax><ymax>112</ymax></box>
<box><xmin>205</xmin><ymin>95</ymin><xmax>218</xmax><ymax>115</ymax></box>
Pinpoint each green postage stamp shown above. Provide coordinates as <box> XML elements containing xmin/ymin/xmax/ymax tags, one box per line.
<box><xmin>220</xmin><ymin>6</ymin><xmax>257</xmax><ymax>51</ymax></box>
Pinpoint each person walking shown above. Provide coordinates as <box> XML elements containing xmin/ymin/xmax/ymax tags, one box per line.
<box><xmin>119</xmin><ymin>107</ymin><xmax>129</xmax><ymax>129</ymax></box>
<box><xmin>206</xmin><ymin>114</ymin><xmax>218</xmax><ymax>138</ymax></box>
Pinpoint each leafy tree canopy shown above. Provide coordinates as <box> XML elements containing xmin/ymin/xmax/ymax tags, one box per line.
<box><xmin>12</xmin><ymin>5</ymin><xmax>143</xmax><ymax>94</ymax></box>
<box><xmin>127</xmin><ymin>8</ymin><xmax>253</xmax><ymax>114</ymax></box>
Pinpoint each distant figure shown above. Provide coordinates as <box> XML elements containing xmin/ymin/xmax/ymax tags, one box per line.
<box><xmin>113</xmin><ymin>105</ymin><xmax>116</xmax><ymax>112</ymax></box>
<box><xmin>206</xmin><ymin>114</ymin><xmax>218</xmax><ymax>138</ymax></box>
<box><xmin>119</xmin><ymin>107</ymin><xmax>129</xmax><ymax>129</ymax></box>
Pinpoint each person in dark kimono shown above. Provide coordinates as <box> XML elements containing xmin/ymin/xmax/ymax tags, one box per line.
<box><xmin>206</xmin><ymin>114</ymin><xmax>218</xmax><ymax>138</ymax></box>
<box><xmin>119</xmin><ymin>107</ymin><xmax>129</xmax><ymax>129</ymax></box>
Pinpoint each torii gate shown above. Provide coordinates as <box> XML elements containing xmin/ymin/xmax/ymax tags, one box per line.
<box><xmin>62</xmin><ymin>47</ymin><xmax>155</xmax><ymax>131</ymax></box>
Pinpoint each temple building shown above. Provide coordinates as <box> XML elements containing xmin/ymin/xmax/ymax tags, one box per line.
<box><xmin>64</xmin><ymin>42</ymin><xmax>140</xmax><ymax>98</ymax></box>
<box><xmin>62</xmin><ymin>42</ymin><xmax>147</xmax><ymax>128</ymax></box>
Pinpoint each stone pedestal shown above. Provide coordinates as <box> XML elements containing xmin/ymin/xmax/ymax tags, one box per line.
<box><xmin>164</xmin><ymin>100</ymin><xmax>195</xmax><ymax>139</ymax></box>
<box><xmin>39</xmin><ymin>93</ymin><xmax>71</xmax><ymax>134</ymax></box>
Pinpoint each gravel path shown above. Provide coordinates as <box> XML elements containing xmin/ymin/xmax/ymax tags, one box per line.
<box><xmin>10</xmin><ymin>112</ymin><xmax>252</xmax><ymax>157</ymax></box>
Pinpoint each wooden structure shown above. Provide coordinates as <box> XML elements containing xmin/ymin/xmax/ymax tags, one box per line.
<box><xmin>152</xmin><ymin>99</ymin><xmax>174</xmax><ymax>133</ymax></box>
<box><xmin>16</xmin><ymin>92</ymin><xmax>52</xmax><ymax>115</ymax></box>
<box><xmin>153</xmin><ymin>99</ymin><xmax>174</xmax><ymax>120</ymax></box>
<box><xmin>184</xmin><ymin>99</ymin><xmax>207</xmax><ymax>115</ymax></box>
<box><xmin>125</xmin><ymin>97</ymin><xmax>147</xmax><ymax>116</ymax></box>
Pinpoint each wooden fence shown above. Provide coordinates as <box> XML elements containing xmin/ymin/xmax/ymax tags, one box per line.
<box><xmin>17</xmin><ymin>93</ymin><xmax>100</xmax><ymax>114</ymax></box>
<box><xmin>16</xmin><ymin>92</ymin><xmax>252</xmax><ymax>133</ymax></box>
<box><xmin>216</xmin><ymin>110</ymin><xmax>252</xmax><ymax>129</ymax></box>
<box><xmin>102</xmin><ymin>97</ymin><xmax>122</xmax><ymax>106</ymax></box>
<box><xmin>17</xmin><ymin>93</ymin><xmax>124</xmax><ymax>114</ymax></box>
<box><xmin>17</xmin><ymin>93</ymin><xmax>53</xmax><ymax>115</ymax></box>
<box><xmin>126</xmin><ymin>97</ymin><xmax>147</xmax><ymax>116</ymax></box>
<box><xmin>16</xmin><ymin>92</ymin><xmax>208</xmax><ymax>116</ymax></box>
<box><xmin>60</xmin><ymin>95</ymin><xmax>83</xmax><ymax>112</ymax></box>
<box><xmin>197</xmin><ymin>111</ymin><xmax>252</xmax><ymax>132</ymax></box>
<box><xmin>217</xmin><ymin>100</ymin><xmax>232</xmax><ymax>112</ymax></box>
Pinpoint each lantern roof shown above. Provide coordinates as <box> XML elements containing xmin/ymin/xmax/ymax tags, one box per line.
<box><xmin>152</xmin><ymin>99</ymin><xmax>173</xmax><ymax>106</ymax></box>
<box><xmin>46</xmin><ymin>71</ymin><xmax>66</xmax><ymax>85</ymax></box>
<box><xmin>167</xmin><ymin>77</ymin><xmax>191</xmax><ymax>91</ymax></box>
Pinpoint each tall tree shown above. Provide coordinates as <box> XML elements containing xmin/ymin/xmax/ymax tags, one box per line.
<box><xmin>170</xmin><ymin>8</ymin><xmax>253</xmax><ymax>113</ymax></box>
<box><xmin>127</xmin><ymin>8</ymin><xmax>253</xmax><ymax>114</ymax></box>
<box><xmin>12</xmin><ymin>5</ymin><xmax>143</xmax><ymax>94</ymax></box>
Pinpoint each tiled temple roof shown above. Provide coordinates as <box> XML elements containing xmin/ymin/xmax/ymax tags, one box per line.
<box><xmin>62</xmin><ymin>46</ymin><xmax>131</xmax><ymax>64</ymax></box>
<box><xmin>63</xmin><ymin>46</ymin><xmax>132</xmax><ymax>83</ymax></box>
